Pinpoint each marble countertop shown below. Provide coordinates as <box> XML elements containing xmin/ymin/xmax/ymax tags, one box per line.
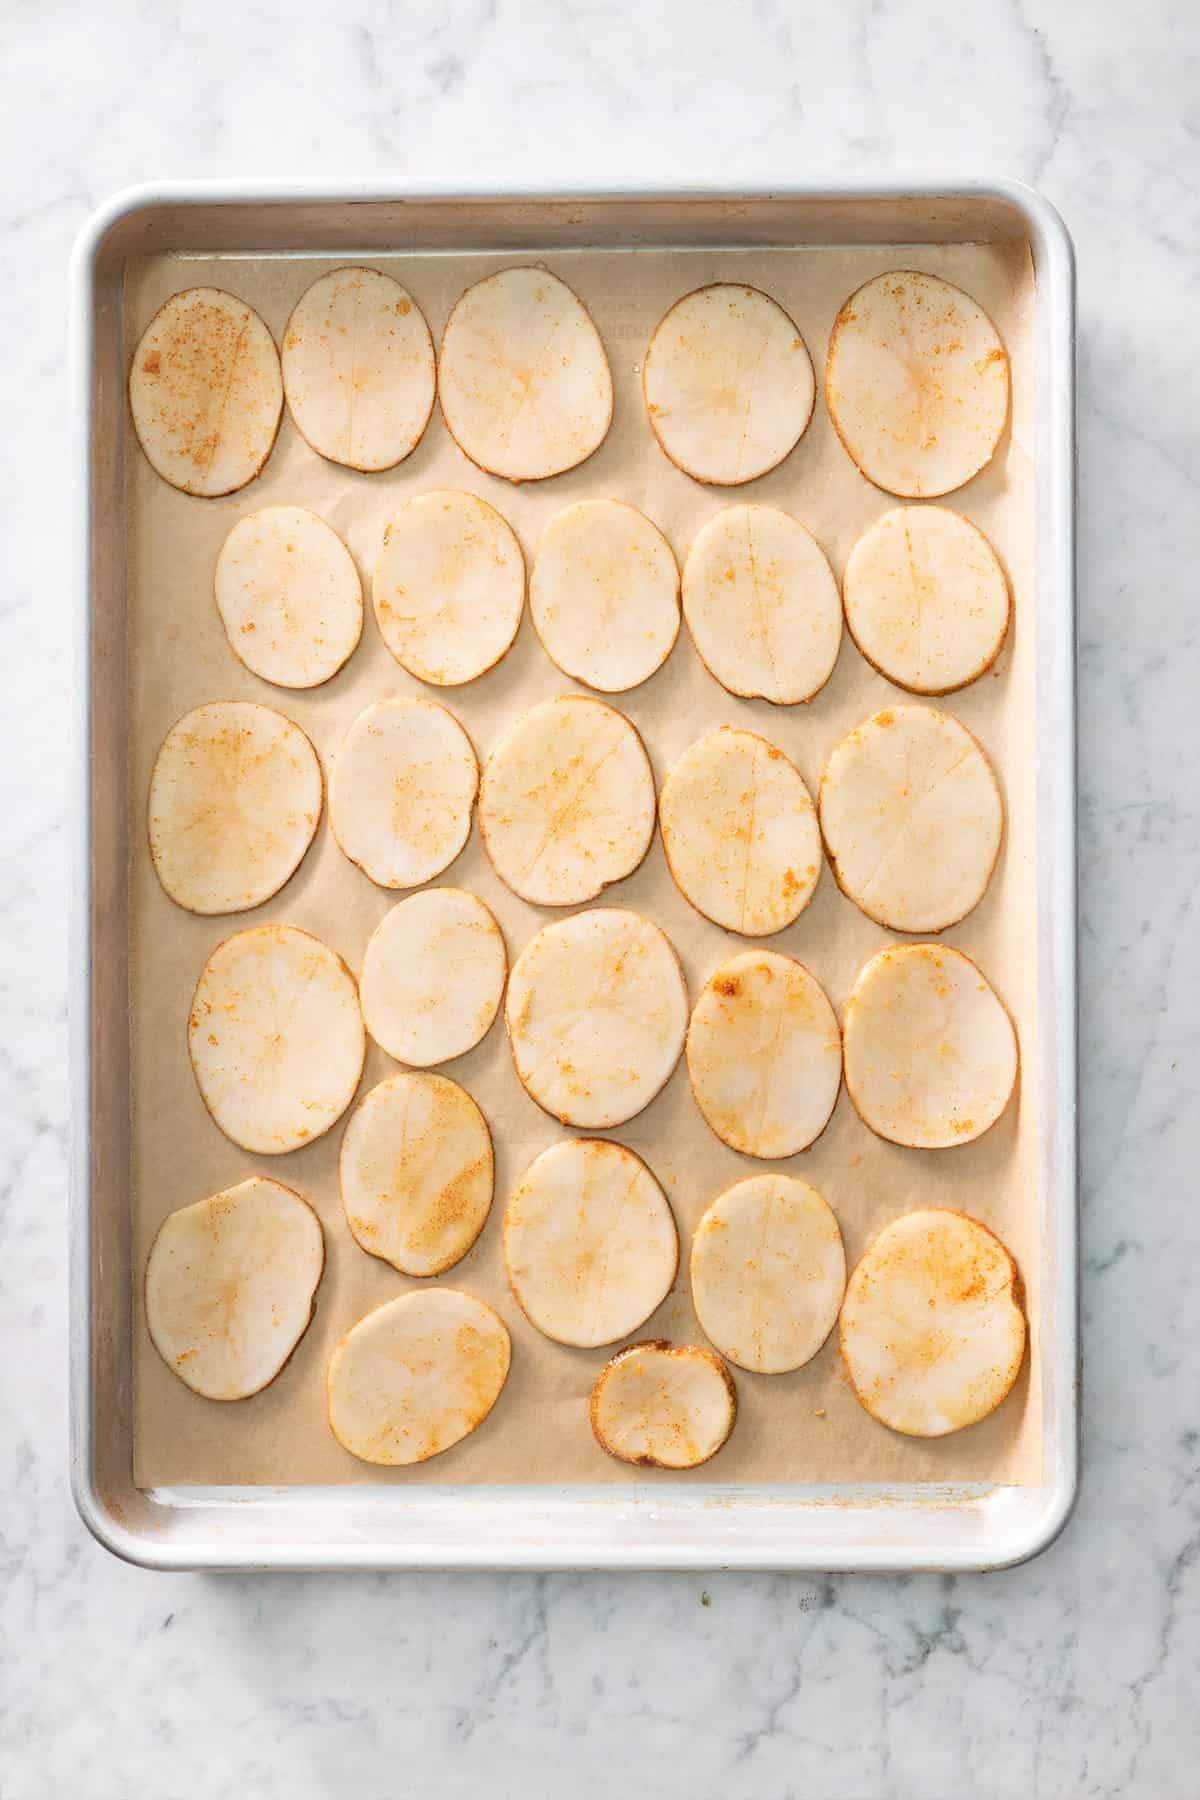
<box><xmin>2</xmin><ymin>0</ymin><xmax>1197</xmax><ymax>1794</ymax></box>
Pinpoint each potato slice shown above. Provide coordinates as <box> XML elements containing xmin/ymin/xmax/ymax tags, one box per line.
<box><xmin>188</xmin><ymin>924</ymin><xmax>365</xmax><ymax>1154</ymax></box>
<box><xmin>843</xmin><ymin>505</ymin><xmax>1010</xmax><ymax>695</ymax></box>
<box><xmin>687</xmin><ymin>950</ymin><xmax>841</xmax><ymax>1159</ymax></box>
<box><xmin>214</xmin><ymin>505</ymin><xmax>363</xmax><ymax>689</ymax></box>
<box><xmin>281</xmin><ymin>266</ymin><xmax>435</xmax><ymax>471</ymax></box>
<box><xmin>642</xmin><ymin>283</ymin><xmax>815</xmax><ymax>486</ymax></box>
<box><xmin>691</xmin><ymin>1175</ymin><xmax>845</xmax><ymax>1374</ymax></box>
<box><xmin>328</xmin><ymin>1288</ymin><xmax>511</xmax><ymax>1466</ymax></box>
<box><xmin>659</xmin><ymin>727</ymin><xmax>821</xmax><ymax>936</ymax></box>
<box><xmin>506</xmin><ymin>909</ymin><xmax>687</xmax><ymax>1128</ymax></box>
<box><xmin>826</xmin><ymin>270</ymin><xmax>1010</xmax><ymax>498</ymax></box>
<box><xmin>682</xmin><ymin>504</ymin><xmax>841</xmax><ymax>704</ymax></box>
<box><xmin>438</xmin><ymin>267</ymin><xmax>613</xmax><ymax>481</ymax></box>
<box><xmin>329</xmin><ymin>697</ymin><xmax>478</xmax><ymax>889</ymax></box>
<box><xmin>839</xmin><ymin>1209</ymin><xmax>1026</xmax><ymax>1437</ymax></box>
<box><xmin>129</xmin><ymin>287</ymin><xmax>282</xmax><ymax>496</ymax></box>
<box><xmin>590</xmin><ymin>1341</ymin><xmax>736</xmax><ymax>1468</ymax></box>
<box><xmin>503</xmin><ymin>1139</ymin><xmax>678</xmax><ymax>1347</ymax></box>
<box><xmin>360</xmin><ymin>887</ymin><xmax>506</xmax><ymax>1068</ymax></box>
<box><xmin>819</xmin><ymin>705</ymin><xmax>1002</xmax><ymax>933</ymax></box>
<box><xmin>529</xmin><ymin>499</ymin><xmax>680</xmax><ymax>692</ymax></box>
<box><xmin>148</xmin><ymin>701</ymin><xmax>322</xmax><ymax>915</ymax></box>
<box><xmin>479</xmin><ymin>696</ymin><xmax>655</xmax><ymax>907</ymax></box>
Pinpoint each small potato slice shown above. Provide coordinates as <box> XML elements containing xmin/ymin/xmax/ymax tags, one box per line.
<box><xmin>359</xmin><ymin>887</ymin><xmax>506</xmax><ymax>1067</ymax></box>
<box><xmin>826</xmin><ymin>270</ymin><xmax>1010</xmax><ymax>498</ymax></box>
<box><xmin>148</xmin><ymin>701</ymin><xmax>322</xmax><ymax>915</ymax></box>
<box><xmin>642</xmin><ymin>284</ymin><xmax>815</xmax><ymax>486</ymax></box>
<box><xmin>129</xmin><ymin>287</ymin><xmax>282</xmax><ymax>496</ymax></box>
<box><xmin>281</xmin><ymin>266</ymin><xmax>435</xmax><ymax>472</ymax></box>
<box><xmin>373</xmin><ymin>490</ymin><xmax>525</xmax><ymax>686</ymax></box>
<box><xmin>844</xmin><ymin>943</ymin><xmax>1017</xmax><ymax>1149</ymax></box>
<box><xmin>504</xmin><ymin>1139</ymin><xmax>678</xmax><ymax>1348</ymax></box>
<box><xmin>682</xmin><ymin>504</ymin><xmax>841</xmax><ymax>704</ymax></box>
<box><xmin>188</xmin><ymin>924</ymin><xmax>365</xmax><ymax>1154</ymax></box>
<box><xmin>340</xmin><ymin>1072</ymin><xmax>493</xmax><ymax>1277</ymax></box>
<box><xmin>214</xmin><ymin>505</ymin><xmax>363</xmax><ymax>689</ymax></box>
<box><xmin>328</xmin><ymin>1288</ymin><xmax>511</xmax><ymax>1466</ymax></box>
<box><xmin>691</xmin><ymin>1175</ymin><xmax>845</xmax><ymax>1374</ymax></box>
<box><xmin>843</xmin><ymin>505</ymin><xmax>1010</xmax><ymax>695</ymax></box>
<box><xmin>687</xmin><ymin>950</ymin><xmax>841</xmax><ymax>1160</ymax></box>
<box><xmin>819</xmin><ymin>705</ymin><xmax>1002</xmax><ymax>933</ymax></box>
<box><xmin>659</xmin><ymin>727</ymin><xmax>821</xmax><ymax>936</ymax></box>
<box><xmin>438</xmin><ymin>267</ymin><xmax>613</xmax><ymax>482</ymax></box>
<box><xmin>840</xmin><ymin>1209</ymin><xmax>1026</xmax><ymax>1437</ymax></box>
<box><xmin>506</xmin><ymin>909</ymin><xmax>687</xmax><ymax>1129</ymax></box>
<box><xmin>329</xmin><ymin>697</ymin><xmax>478</xmax><ymax>889</ymax></box>
<box><xmin>590</xmin><ymin>1341</ymin><xmax>737</xmax><ymax>1468</ymax></box>
<box><xmin>479</xmin><ymin>696</ymin><xmax>655</xmax><ymax>907</ymax></box>
<box><xmin>529</xmin><ymin>499</ymin><xmax>680</xmax><ymax>692</ymax></box>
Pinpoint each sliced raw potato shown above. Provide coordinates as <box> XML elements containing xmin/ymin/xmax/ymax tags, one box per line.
<box><xmin>826</xmin><ymin>270</ymin><xmax>1010</xmax><ymax>498</ymax></box>
<box><xmin>129</xmin><ymin>287</ymin><xmax>282</xmax><ymax>496</ymax></box>
<box><xmin>843</xmin><ymin>505</ymin><xmax>1010</xmax><ymax>695</ymax></box>
<box><xmin>590</xmin><ymin>1341</ymin><xmax>737</xmax><ymax>1468</ymax></box>
<box><xmin>529</xmin><ymin>499</ymin><xmax>680</xmax><ymax>692</ymax></box>
<box><xmin>438</xmin><ymin>267</ymin><xmax>613</xmax><ymax>482</ymax></box>
<box><xmin>691</xmin><ymin>1175</ymin><xmax>845</xmax><ymax>1374</ymax></box>
<box><xmin>503</xmin><ymin>1139</ymin><xmax>678</xmax><ymax>1347</ymax></box>
<box><xmin>642</xmin><ymin>283</ymin><xmax>815</xmax><ymax>486</ymax></box>
<box><xmin>843</xmin><ymin>943</ymin><xmax>1017</xmax><ymax>1149</ymax></box>
<box><xmin>144</xmin><ymin>1177</ymin><xmax>324</xmax><ymax>1400</ymax></box>
<box><xmin>659</xmin><ymin>727</ymin><xmax>821</xmax><ymax>936</ymax></box>
<box><xmin>188</xmin><ymin>924</ymin><xmax>365</xmax><ymax>1154</ymax></box>
<box><xmin>682</xmin><ymin>505</ymin><xmax>841</xmax><ymax>704</ymax></box>
<box><xmin>506</xmin><ymin>909</ymin><xmax>687</xmax><ymax>1128</ymax></box>
<box><xmin>213</xmin><ymin>506</ymin><xmax>363</xmax><ymax>689</ymax></box>
<box><xmin>819</xmin><ymin>705</ymin><xmax>1003</xmax><ymax>933</ymax></box>
<box><xmin>479</xmin><ymin>696</ymin><xmax>655</xmax><ymax>907</ymax></box>
<box><xmin>329</xmin><ymin>697</ymin><xmax>478</xmax><ymax>889</ymax></box>
<box><xmin>840</xmin><ymin>1209</ymin><xmax>1026</xmax><ymax>1437</ymax></box>
<box><xmin>360</xmin><ymin>887</ymin><xmax>506</xmax><ymax>1067</ymax></box>
<box><xmin>281</xmin><ymin>266</ymin><xmax>435</xmax><ymax>471</ymax></box>
<box><xmin>373</xmin><ymin>490</ymin><xmax>525</xmax><ymax>686</ymax></box>
<box><xmin>148</xmin><ymin>701</ymin><xmax>322</xmax><ymax>915</ymax></box>
<box><xmin>328</xmin><ymin>1289</ymin><xmax>510</xmax><ymax>1466</ymax></box>
<box><xmin>687</xmin><ymin>950</ymin><xmax>841</xmax><ymax>1159</ymax></box>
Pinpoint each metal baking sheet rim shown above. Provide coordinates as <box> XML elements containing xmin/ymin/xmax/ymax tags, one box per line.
<box><xmin>69</xmin><ymin>178</ymin><xmax>1078</xmax><ymax>1573</ymax></box>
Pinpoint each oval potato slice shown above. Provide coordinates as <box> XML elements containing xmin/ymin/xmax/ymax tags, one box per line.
<box><xmin>360</xmin><ymin>887</ymin><xmax>506</xmax><ymax>1068</ymax></box>
<box><xmin>529</xmin><ymin>499</ymin><xmax>680</xmax><ymax>692</ymax></box>
<box><xmin>129</xmin><ymin>287</ymin><xmax>282</xmax><ymax>496</ymax></box>
<box><xmin>590</xmin><ymin>1341</ymin><xmax>737</xmax><ymax>1468</ymax></box>
<box><xmin>329</xmin><ymin>697</ymin><xmax>478</xmax><ymax>889</ymax></box>
<box><xmin>214</xmin><ymin>506</ymin><xmax>363</xmax><ymax>689</ymax></box>
<box><xmin>839</xmin><ymin>1209</ymin><xmax>1026</xmax><ymax>1437</ymax></box>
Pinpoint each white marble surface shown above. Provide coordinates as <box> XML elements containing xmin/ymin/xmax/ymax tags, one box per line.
<box><xmin>2</xmin><ymin>0</ymin><xmax>1198</xmax><ymax>1793</ymax></box>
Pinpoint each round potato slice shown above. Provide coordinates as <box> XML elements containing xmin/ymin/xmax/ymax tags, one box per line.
<box><xmin>506</xmin><ymin>909</ymin><xmax>687</xmax><ymax>1129</ymax></box>
<box><xmin>329</xmin><ymin>697</ymin><xmax>478</xmax><ymax>889</ymax></box>
<box><xmin>213</xmin><ymin>506</ymin><xmax>363</xmax><ymax>689</ymax></box>
<box><xmin>129</xmin><ymin>287</ymin><xmax>282</xmax><ymax>496</ymax></box>
<box><xmin>819</xmin><ymin>705</ymin><xmax>1003</xmax><ymax>933</ymax></box>
<box><xmin>826</xmin><ymin>270</ymin><xmax>1010</xmax><ymax>498</ymax></box>
<box><xmin>642</xmin><ymin>283</ymin><xmax>815</xmax><ymax>486</ymax></box>
<box><xmin>360</xmin><ymin>887</ymin><xmax>506</xmax><ymax>1068</ymax></box>
<box><xmin>438</xmin><ymin>267</ymin><xmax>613</xmax><ymax>482</ymax></box>
<box><xmin>148</xmin><ymin>701</ymin><xmax>322</xmax><ymax>915</ymax></box>
<box><xmin>840</xmin><ymin>1209</ymin><xmax>1026</xmax><ymax>1437</ymax></box>
<box><xmin>328</xmin><ymin>1289</ymin><xmax>511</xmax><ymax>1467</ymax></box>
<box><xmin>844</xmin><ymin>943</ymin><xmax>1017</xmax><ymax>1150</ymax></box>
<box><xmin>687</xmin><ymin>950</ymin><xmax>841</xmax><ymax>1160</ymax></box>
<box><xmin>504</xmin><ymin>1139</ymin><xmax>678</xmax><ymax>1348</ymax></box>
<box><xmin>590</xmin><ymin>1341</ymin><xmax>737</xmax><ymax>1468</ymax></box>
<box><xmin>529</xmin><ymin>499</ymin><xmax>680</xmax><ymax>692</ymax></box>
<box><xmin>659</xmin><ymin>727</ymin><xmax>821</xmax><ymax>936</ymax></box>
<box><xmin>145</xmin><ymin>1177</ymin><xmax>324</xmax><ymax>1400</ymax></box>
<box><xmin>281</xmin><ymin>266</ymin><xmax>435</xmax><ymax>471</ymax></box>
<box><xmin>188</xmin><ymin>924</ymin><xmax>365</xmax><ymax>1154</ymax></box>
<box><xmin>682</xmin><ymin>504</ymin><xmax>841</xmax><ymax>704</ymax></box>
<box><xmin>691</xmin><ymin>1175</ymin><xmax>845</xmax><ymax>1374</ymax></box>
<box><xmin>479</xmin><ymin>696</ymin><xmax>655</xmax><ymax>907</ymax></box>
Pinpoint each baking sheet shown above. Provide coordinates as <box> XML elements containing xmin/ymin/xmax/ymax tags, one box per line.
<box><xmin>126</xmin><ymin>239</ymin><xmax>1040</xmax><ymax>1489</ymax></box>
